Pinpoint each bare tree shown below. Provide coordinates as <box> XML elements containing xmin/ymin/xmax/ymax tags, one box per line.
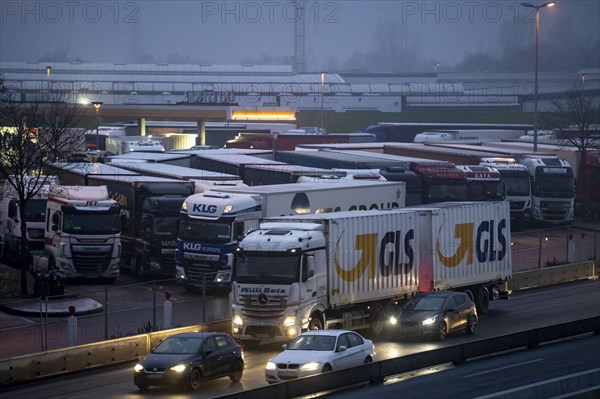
<box><xmin>0</xmin><ymin>91</ymin><xmax>83</xmax><ymax>295</ymax></box>
<box><xmin>543</xmin><ymin>83</ymin><xmax>600</xmax><ymax>218</ymax></box>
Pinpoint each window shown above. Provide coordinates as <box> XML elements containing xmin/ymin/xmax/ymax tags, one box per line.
<box><xmin>337</xmin><ymin>334</ymin><xmax>350</xmax><ymax>350</ymax></box>
<box><xmin>346</xmin><ymin>333</ymin><xmax>363</xmax><ymax>348</ymax></box>
<box><xmin>203</xmin><ymin>337</ymin><xmax>217</xmax><ymax>352</ymax></box>
<box><xmin>215</xmin><ymin>335</ymin><xmax>230</xmax><ymax>349</ymax></box>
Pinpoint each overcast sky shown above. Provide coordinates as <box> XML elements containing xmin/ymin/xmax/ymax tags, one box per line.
<box><xmin>1</xmin><ymin>0</ymin><xmax>598</xmax><ymax>71</ymax></box>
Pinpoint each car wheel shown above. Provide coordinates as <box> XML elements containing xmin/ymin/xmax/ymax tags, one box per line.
<box><xmin>321</xmin><ymin>364</ymin><xmax>332</xmax><ymax>373</ymax></box>
<box><xmin>189</xmin><ymin>368</ymin><xmax>202</xmax><ymax>390</ymax></box>
<box><xmin>438</xmin><ymin>321</ymin><xmax>448</xmax><ymax>341</ymax></box>
<box><xmin>477</xmin><ymin>287</ymin><xmax>490</xmax><ymax>315</ymax></box>
<box><xmin>466</xmin><ymin>314</ymin><xmax>477</xmax><ymax>335</ymax></box>
<box><xmin>308</xmin><ymin>317</ymin><xmax>323</xmax><ymax>330</ymax></box>
<box><xmin>229</xmin><ymin>360</ymin><xmax>244</xmax><ymax>382</ymax></box>
<box><xmin>136</xmin><ymin>383</ymin><xmax>149</xmax><ymax>391</ymax></box>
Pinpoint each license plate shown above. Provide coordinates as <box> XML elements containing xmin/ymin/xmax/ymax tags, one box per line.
<box><xmin>146</xmin><ymin>374</ymin><xmax>162</xmax><ymax>379</ymax></box>
<box><xmin>256</xmin><ymin>333</ymin><xmax>269</xmax><ymax>339</ymax></box>
<box><xmin>279</xmin><ymin>371</ymin><xmax>296</xmax><ymax>377</ymax></box>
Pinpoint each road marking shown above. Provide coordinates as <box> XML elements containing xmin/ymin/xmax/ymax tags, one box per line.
<box><xmin>473</xmin><ymin>367</ymin><xmax>600</xmax><ymax>399</ymax></box>
<box><xmin>463</xmin><ymin>358</ymin><xmax>543</xmax><ymax>378</ymax></box>
<box><xmin>549</xmin><ymin>385</ymin><xmax>600</xmax><ymax>399</ymax></box>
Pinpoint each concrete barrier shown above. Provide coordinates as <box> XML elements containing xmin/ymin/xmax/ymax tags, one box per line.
<box><xmin>0</xmin><ymin>320</ymin><xmax>229</xmax><ymax>386</ymax></box>
<box><xmin>0</xmin><ymin>263</ymin><xmax>597</xmax><ymax>387</ymax></box>
<box><xmin>510</xmin><ymin>260</ymin><xmax>597</xmax><ymax>291</ymax></box>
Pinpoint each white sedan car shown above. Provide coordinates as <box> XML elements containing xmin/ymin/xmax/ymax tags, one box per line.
<box><xmin>265</xmin><ymin>330</ymin><xmax>375</xmax><ymax>383</ymax></box>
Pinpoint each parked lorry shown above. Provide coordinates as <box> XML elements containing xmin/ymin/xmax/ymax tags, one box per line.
<box><xmin>176</xmin><ymin>180</ymin><xmax>406</xmax><ymax>291</ymax></box>
<box><xmin>413</xmin><ymin>129</ymin><xmax>523</xmax><ymax>143</ymax></box>
<box><xmin>479</xmin><ymin>157</ymin><xmax>532</xmax><ymax>226</ymax></box>
<box><xmin>105</xmin><ymin>136</ymin><xmax>165</xmax><ymax>155</ymax></box>
<box><xmin>224</xmin><ymin>131</ymin><xmax>376</xmax><ymax>151</ymax></box>
<box><xmin>456</xmin><ymin>165</ymin><xmax>505</xmax><ymax>201</ymax></box>
<box><xmin>514</xmin><ymin>154</ymin><xmax>575</xmax><ymax>225</ymax></box>
<box><xmin>85</xmin><ymin>175</ymin><xmax>196</xmax><ymax>279</ymax></box>
<box><xmin>32</xmin><ymin>185</ymin><xmax>121</xmax><ymax>280</ymax></box>
<box><xmin>0</xmin><ymin>176</ymin><xmax>59</xmax><ymax>264</ymax></box>
<box><xmin>231</xmin><ymin>201</ymin><xmax>511</xmax><ymax>343</ymax></box>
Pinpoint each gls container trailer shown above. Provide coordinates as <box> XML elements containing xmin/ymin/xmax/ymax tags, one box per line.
<box><xmin>177</xmin><ymin>180</ymin><xmax>406</xmax><ymax>292</ymax></box>
<box><xmin>231</xmin><ymin>201</ymin><xmax>511</xmax><ymax>343</ymax></box>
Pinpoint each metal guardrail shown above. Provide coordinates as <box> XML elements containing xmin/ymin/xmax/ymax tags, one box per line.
<box><xmin>216</xmin><ymin>317</ymin><xmax>600</xmax><ymax>399</ymax></box>
<box><xmin>0</xmin><ymin>261</ymin><xmax>597</xmax><ymax>387</ymax></box>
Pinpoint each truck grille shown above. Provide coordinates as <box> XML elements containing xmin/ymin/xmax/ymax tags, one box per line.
<box><xmin>540</xmin><ymin>201</ymin><xmax>570</xmax><ymax>222</ymax></box>
<box><xmin>240</xmin><ymin>295</ymin><xmax>286</xmax><ymax>319</ymax></box>
<box><xmin>510</xmin><ymin>201</ymin><xmax>525</xmax><ymax>210</ymax></box>
<box><xmin>72</xmin><ymin>251</ymin><xmax>112</xmax><ymax>274</ymax></box>
<box><xmin>183</xmin><ymin>259</ymin><xmax>219</xmax><ymax>280</ymax></box>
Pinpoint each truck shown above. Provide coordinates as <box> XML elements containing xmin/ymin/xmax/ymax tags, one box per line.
<box><xmin>33</xmin><ymin>185</ymin><xmax>121</xmax><ymax>280</ymax></box>
<box><xmin>479</xmin><ymin>157</ymin><xmax>532</xmax><ymax>226</ymax></box>
<box><xmin>514</xmin><ymin>154</ymin><xmax>576</xmax><ymax>225</ymax></box>
<box><xmin>456</xmin><ymin>165</ymin><xmax>505</xmax><ymax>201</ymax></box>
<box><xmin>230</xmin><ymin>201</ymin><xmax>511</xmax><ymax>343</ymax></box>
<box><xmin>84</xmin><ymin>175</ymin><xmax>196</xmax><ymax>279</ymax></box>
<box><xmin>176</xmin><ymin>180</ymin><xmax>406</xmax><ymax>292</ymax></box>
<box><xmin>0</xmin><ymin>176</ymin><xmax>59</xmax><ymax>264</ymax></box>
<box><xmin>412</xmin><ymin>129</ymin><xmax>524</xmax><ymax>143</ymax></box>
<box><xmin>223</xmin><ymin>131</ymin><xmax>376</xmax><ymax>151</ymax></box>
<box><xmin>242</xmin><ymin>164</ymin><xmax>346</xmax><ymax>185</ymax></box>
<box><xmin>105</xmin><ymin>136</ymin><xmax>166</xmax><ymax>155</ymax></box>
<box><xmin>107</xmin><ymin>161</ymin><xmax>240</xmax><ymax>182</ymax></box>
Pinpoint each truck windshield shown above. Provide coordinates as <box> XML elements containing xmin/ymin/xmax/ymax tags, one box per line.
<box><xmin>154</xmin><ymin>216</ymin><xmax>179</xmax><ymax>237</ymax></box>
<box><xmin>25</xmin><ymin>199</ymin><xmax>46</xmax><ymax>222</ymax></box>
<box><xmin>178</xmin><ymin>218</ymin><xmax>232</xmax><ymax>244</ymax></box>
<box><xmin>499</xmin><ymin>173</ymin><xmax>530</xmax><ymax>196</ymax></box>
<box><xmin>467</xmin><ymin>182</ymin><xmax>505</xmax><ymax>201</ymax></box>
<box><xmin>233</xmin><ymin>253</ymin><xmax>300</xmax><ymax>285</ymax></box>
<box><xmin>534</xmin><ymin>175</ymin><xmax>575</xmax><ymax>197</ymax></box>
<box><xmin>426</xmin><ymin>182</ymin><xmax>468</xmax><ymax>203</ymax></box>
<box><xmin>62</xmin><ymin>211</ymin><xmax>120</xmax><ymax>235</ymax></box>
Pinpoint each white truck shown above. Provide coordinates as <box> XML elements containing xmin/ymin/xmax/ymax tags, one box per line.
<box><xmin>105</xmin><ymin>136</ymin><xmax>165</xmax><ymax>155</ymax></box>
<box><xmin>413</xmin><ymin>130</ymin><xmax>523</xmax><ymax>143</ymax></box>
<box><xmin>231</xmin><ymin>201</ymin><xmax>511</xmax><ymax>343</ymax></box>
<box><xmin>479</xmin><ymin>157</ymin><xmax>532</xmax><ymax>226</ymax></box>
<box><xmin>514</xmin><ymin>154</ymin><xmax>575</xmax><ymax>225</ymax></box>
<box><xmin>32</xmin><ymin>185</ymin><xmax>121</xmax><ymax>280</ymax></box>
<box><xmin>0</xmin><ymin>176</ymin><xmax>59</xmax><ymax>264</ymax></box>
<box><xmin>176</xmin><ymin>180</ymin><xmax>406</xmax><ymax>291</ymax></box>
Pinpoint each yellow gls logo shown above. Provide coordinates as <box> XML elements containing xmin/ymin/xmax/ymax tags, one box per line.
<box><xmin>436</xmin><ymin>222</ymin><xmax>474</xmax><ymax>268</ymax></box>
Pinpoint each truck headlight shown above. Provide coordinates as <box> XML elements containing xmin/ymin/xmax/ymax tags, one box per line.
<box><xmin>215</xmin><ymin>272</ymin><xmax>230</xmax><ymax>282</ymax></box>
<box><xmin>175</xmin><ymin>266</ymin><xmax>186</xmax><ymax>279</ymax></box>
<box><xmin>150</xmin><ymin>260</ymin><xmax>161</xmax><ymax>270</ymax></box>
<box><xmin>233</xmin><ymin>315</ymin><xmax>243</xmax><ymax>326</ymax></box>
<box><xmin>389</xmin><ymin>316</ymin><xmax>398</xmax><ymax>325</ymax></box>
<box><xmin>283</xmin><ymin>316</ymin><xmax>296</xmax><ymax>327</ymax></box>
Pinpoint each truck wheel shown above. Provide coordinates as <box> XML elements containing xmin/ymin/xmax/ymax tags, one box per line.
<box><xmin>308</xmin><ymin>317</ymin><xmax>323</xmax><ymax>330</ymax></box>
<box><xmin>369</xmin><ymin>304</ymin><xmax>385</xmax><ymax>336</ymax></box>
<box><xmin>477</xmin><ymin>287</ymin><xmax>490</xmax><ymax>315</ymax></box>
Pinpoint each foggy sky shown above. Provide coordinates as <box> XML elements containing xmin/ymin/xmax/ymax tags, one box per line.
<box><xmin>1</xmin><ymin>0</ymin><xmax>598</xmax><ymax>72</ymax></box>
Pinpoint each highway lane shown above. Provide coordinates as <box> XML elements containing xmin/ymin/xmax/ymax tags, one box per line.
<box><xmin>330</xmin><ymin>335</ymin><xmax>600</xmax><ymax>399</ymax></box>
<box><xmin>1</xmin><ymin>279</ymin><xmax>598</xmax><ymax>399</ymax></box>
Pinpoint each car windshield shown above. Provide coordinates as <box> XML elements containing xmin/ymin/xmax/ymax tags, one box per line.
<box><xmin>153</xmin><ymin>337</ymin><xmax>204</xmax><ymax>354</ymax></box>
<box><xmin>287</xmin><ymin>335</ymin><xmax>337</xmax><ymax>351</ymax></box>
<box><xmin>404</xmin><ymin>296</ymin><xmax>446</xmax><ymax>311</ymax></box>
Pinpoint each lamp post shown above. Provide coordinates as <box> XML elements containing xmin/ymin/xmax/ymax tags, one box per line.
<box><xmin>46</xmin><ymin>66</ymin><xmax>52</xmax><ymax>92</ymax></box>
<box><xmin>320</xmin><ymin>71</ymin><xmax>326</xmax><ymax>132</ymax></box>
<box><xmin>92</xmin><ymin>101</ymin><xmax>103</xmax><ymax>151</ymax></box>
<box><xmin>520</xmin><ymin>2</ymin><xmax>556</xmax><ymax>152</ymax></box>
<box><xmin>580</xmin><ymin>72</ymin><xmax>589</xmax><ymax>93</ymax></box>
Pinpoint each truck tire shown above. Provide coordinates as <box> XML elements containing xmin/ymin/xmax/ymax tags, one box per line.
<box><xmin>369</xmin><ymin>304</ymin><xmax>385</xmax><ymax>336</ymax></box>
<box><xmin>477</xmin><ymin>287</ymin><xmax>490</xmax><ymax>315</ymax></box>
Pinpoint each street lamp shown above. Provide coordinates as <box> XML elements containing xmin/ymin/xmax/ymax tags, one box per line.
<box><xmin>92</xmin><ymin>101</ymin><xmax>103</xmax><ymax>151</ymax></box>
<box><xmin>580</xmin><ymin>72</ymin><xmax>589</xmax><ymax>92</ymax></box>
<box><xmin>46</xmin><ymin>65</ymin><xmax>52</xmax><ymax>92</ymax></box>
<box><xmin>520</xmin><ymin>1</ymin><xmax>556</xmax><ymax>152</ymax></box>
<box><xmin>320</xmin><ymin>71</ymin><xmax>326</xmax><ymax>132</ymax></box>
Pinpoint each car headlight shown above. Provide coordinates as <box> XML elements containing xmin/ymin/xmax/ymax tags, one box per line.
<box><xmin>389</xmin><ymin>316</ymin><xmax>397</xmax><ymax>325</ymax></box>
<box><xmin>300</xmin><ymin>362</ymin><xmax>320</xmax><ymax>371</ymax></box>
<box><xmin>134</xmin><ymin>363</ymin><xmax>144</xmax><ymax>372</ymax></box>
<box><xmin>265</xmin><ymin>361</ymin><xmax>276</xmax><ymax>371</ymax></box>
<box><xmin>422</xmin><ymin>316</ymin><xmax>437</xmax><ymax>326</ymax></box>
<box><xmin>170</xmin><ymin>364</ymin><xmax>187</xmax><ymax>373</ymax></box>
